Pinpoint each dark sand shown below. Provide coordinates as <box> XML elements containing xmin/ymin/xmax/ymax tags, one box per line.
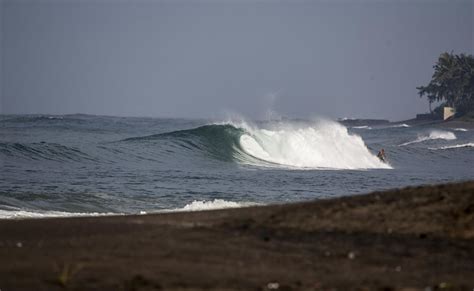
<box><xmin>1</xmin><ymin>182</ymin><xmax>474</xmax><ymax>290</ymax></box>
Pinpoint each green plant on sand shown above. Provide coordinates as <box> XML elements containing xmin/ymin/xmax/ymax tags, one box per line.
<box><xmin>54</xmin><ymin>262</ymin><xmax>84</xmax><ymax>288</ymax></box>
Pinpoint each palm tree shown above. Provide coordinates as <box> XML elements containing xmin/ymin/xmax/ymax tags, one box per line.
<box><xmin>417</xmin><ymin>52</ymin><xmax>474</xmax><ymax>115</ymax></box>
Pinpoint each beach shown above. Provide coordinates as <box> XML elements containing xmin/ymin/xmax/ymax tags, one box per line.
<box><xmin>1</xmin><ymin>181</ymin><xmax>473</xmax><ymax>290</ymax></box>
<box><xmin>2</xmin><ymin>1</ymin><xmax>474</xmax><ymax>290</ymax></box>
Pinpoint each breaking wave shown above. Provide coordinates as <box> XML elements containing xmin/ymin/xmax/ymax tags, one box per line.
<box><xmin>399</xmin><ymin>130</ymin><xmax>456</xmax><ymax>146</ymax></box>
<box><xmin>124</xmin><ymin>120</ymin><xmax>390</xmax><ymax>170</ymax></box>
<box><xmin>238</xmin><ymin>121</ymin><xmax>389</xmax><ymax>169</ymax></box>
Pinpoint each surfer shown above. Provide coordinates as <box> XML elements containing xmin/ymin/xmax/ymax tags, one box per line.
<box><xmin>377</xmin><ymin>149</ymin><xmax>386</xmax><ymax>162</ymax></box>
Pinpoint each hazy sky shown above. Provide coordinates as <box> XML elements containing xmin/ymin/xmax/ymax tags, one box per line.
<box><xmin>1</xmin><ymin>0</ymin><xmax>473</xmax><ymax>121</ymax></box>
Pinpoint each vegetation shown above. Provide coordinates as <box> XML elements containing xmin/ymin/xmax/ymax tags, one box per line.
<box><xmin>417</xmin><ymin>52</ymin><xmax>474</xmax><ymax>116</ymax></box>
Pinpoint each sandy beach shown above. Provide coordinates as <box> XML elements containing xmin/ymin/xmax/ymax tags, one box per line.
<box><xmin>1</xmin><ymin>181</ymin><xmax>473</xmax><ymax>290</ymax></box>
<box><xmin>2</xmin><ymin>1</ymin><xmax>474</xmax><ymax>290</ymax></box>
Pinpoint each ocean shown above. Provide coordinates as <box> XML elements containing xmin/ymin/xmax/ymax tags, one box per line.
<box><xmin>0</xmin><ymin>114</ymin><xmax>472</xmax><ymax>219</ymax></box>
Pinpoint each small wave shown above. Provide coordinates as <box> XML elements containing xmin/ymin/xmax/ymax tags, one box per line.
<box><xmin>453</xmin><ymin>128</ymin><xmax>468</xmax><ymax>132</ymax></box>
<box><xmin>339</xmin><ymin>117</ymin><xmax>356</xmax><ymax>121</ymax></box>
<box><xmin>352</xmin><ymin>126</ymin><xmax>372</xmax><ymax>129</ymax></box>
<box><xmin>0</xmin><ymin>200</ymin><xmax>257</xmax><ymax>218</ymax></box>
<box><xmin>0</xmin><ymin>209</ymin><xmax>118</xmax><ymax>219</ymax></box>
<box><xmin>429</xmin><ymin>143</ymin><xmax>474</xmax><ymax>150</ymax></box>
<box><xmin>156</xmin><ymin>199</ymin><xmax>261</xmax><ymax>214</ymax></box>
<box><xmin>391</xmin><ymin>123</ymin><xmax>410</xmax><ymax>128</ymax></box>
<box><xmin>399</xmin><ymin>130</ymin><xmax>456</xmax><ymax>146</ymax></box>
<box><xmin>167</xmin><ymin>199</ymin><xmax>257</xmax><ymax>212</ymax></box>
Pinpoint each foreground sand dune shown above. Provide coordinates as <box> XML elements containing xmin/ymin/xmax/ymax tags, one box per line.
<box><xmin>1</xmin><ymin>181</ymin><xmax>473</xmax><ymax>290</ymax></box>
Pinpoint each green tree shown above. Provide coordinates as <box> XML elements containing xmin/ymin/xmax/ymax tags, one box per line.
<box><xmin>417</xmin><ymin>52</ymin><xmax>474</xmax><ymax>115</ymax></box>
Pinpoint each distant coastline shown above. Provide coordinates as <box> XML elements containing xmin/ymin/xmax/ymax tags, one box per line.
<box><xmin>338</xmin><ymin>115</ymin><xmax>474</xmax><ymax>129</ymax></box>
<box><xmin>398</xmin><ymin>116</ymin><xmax>474</xmax><ymax>130</ymax></box>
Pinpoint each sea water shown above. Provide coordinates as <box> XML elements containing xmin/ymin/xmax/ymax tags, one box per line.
<box><xmin>0</xmin><ymin>114</ymin><xmax>472</xmax><ymax>218</ymax></box>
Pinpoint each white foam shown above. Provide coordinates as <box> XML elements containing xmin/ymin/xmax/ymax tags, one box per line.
<box><xmin>352</xmin><ymin>125</ymin><xmax>372</xmax><ymax>129</ymax></box>
<box><xmin>175</xmin><ymin>199</ymin><xmax>256</xmax><ymax>212</ymax></box>
<box><xmin>453</xmin><ymin>128</ymin><xmax>468</xmax><ymax>132</ymax></box>
<box><xmin>0</xmin><ymin>200</ymin><xmax>255</xmax><ymax>219</ymax></box>
<box><xmin>429</xmin><ymin>143</ymin><xmax>474</xmax><ymax>150</ymax></box>
<box><xmin>399</xmin><ymin>130</ymin><xmax>456</xmax><ymax>146</ymax></box>
<box><xmin>0</xmin><ymin>209</ymin><xmax>118</xmax><ymax>219</ymax></box>
<box><xmin>237</xmin><ymin>120</ymin><xmax>390</xmax><ymax>170</ymax></box>
<box><xmin>339</xmin><ymin>117</ymin><xmax>356</xmax><ymax>121</ymax></box>
<box><xmin>391</xmin><ymin>123</ymin><xmax>410</xmax><ymax>128</ymax></box>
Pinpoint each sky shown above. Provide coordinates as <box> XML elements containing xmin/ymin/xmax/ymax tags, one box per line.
<box><xmin>1</xmin><ymin>0</ymin><xmax>473</xmax><ymax>121</ymax></box>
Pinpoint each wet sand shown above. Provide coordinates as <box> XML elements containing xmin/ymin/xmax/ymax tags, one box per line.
<box><xmin>1</xmin><ymin>181</ymin><xmax>473</xmax><ymax>290</ymax></box>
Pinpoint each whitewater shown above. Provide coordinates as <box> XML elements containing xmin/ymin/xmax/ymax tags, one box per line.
<box><xmin>399</xmin><ymin>130</ymin><xmax>457</xmax><ymax>146</ymax></box>
<box><xmin>1</xmin><ymin>114</ymin><xmax>473</xmax><ymax>218</ymax></box>
<box><xmin>236</xmin><ymin>121</ymin><xmax>389</xmax><ymax>169</ymax></box>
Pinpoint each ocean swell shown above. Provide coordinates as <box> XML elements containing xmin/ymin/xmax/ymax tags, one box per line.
<box><xmin>0</xmin><ymin>142</ymin><xmax>95</xmax><ymax>162</ymax></box>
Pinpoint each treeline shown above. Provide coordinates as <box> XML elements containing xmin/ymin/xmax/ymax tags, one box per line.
<box><xmin>417</xmin><ymin>52</ymin><xmax>474</xmax><ymax>116</ymax></box>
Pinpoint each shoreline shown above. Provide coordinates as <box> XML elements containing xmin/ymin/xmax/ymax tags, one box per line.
<box><xmin>1</xmin><ymin>181</ymin><xmax>473</xmax><ymax>290</ymax></box>
<box><xmin>395</xmin><ymin>117</ymin><xmax>474</xmax><ymax>129</ymax></box>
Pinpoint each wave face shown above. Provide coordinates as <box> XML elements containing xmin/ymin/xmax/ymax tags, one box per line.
<box><xmin>399</xmin><ymin>130</ymin><xmax>456</xmax><ymax>146</ymax></box>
